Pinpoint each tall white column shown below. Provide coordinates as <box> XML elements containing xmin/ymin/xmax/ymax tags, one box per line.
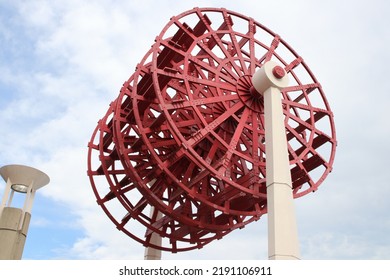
<box><xmin>252</xmin><ymin>61</ymin><xmax>300</xmax><ymax>260</ymax></box>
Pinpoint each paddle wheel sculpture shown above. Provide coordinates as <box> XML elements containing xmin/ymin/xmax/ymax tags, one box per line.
<box><xmin>87</xmin><ymin>7</ymin><xmax>336</xmax><ymax>256</ymax></box>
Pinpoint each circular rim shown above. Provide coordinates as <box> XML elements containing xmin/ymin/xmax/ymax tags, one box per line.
<box><xmin>149</xmin><ymin>7</ymin><xmax>336</xmax><ymax>199</ymax></box>
<box><xmin>88</xmin><ymin>7</ymin><xmax>337</xmax><ymax>253</ymax></box>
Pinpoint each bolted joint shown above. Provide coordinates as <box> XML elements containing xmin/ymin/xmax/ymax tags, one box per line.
<box><xmin>272</xmin><ymin>66</ymin><xmax>285</xmax><ymax>79</ymax></box>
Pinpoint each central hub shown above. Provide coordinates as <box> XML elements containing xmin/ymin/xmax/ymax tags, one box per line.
<box><xmin>236</xmin><ymin>75</ymin><xmax>264</xmax><ymax>113</ymax></box>
<box><xmin>251</xmin><ymin>61</ymin><xmax>289</xmax><ymax>94</ymax></box>
<box><xmin>236</xmin><ymin>62</ymin><xmax>289</xmax><ymax>114</ymax></box>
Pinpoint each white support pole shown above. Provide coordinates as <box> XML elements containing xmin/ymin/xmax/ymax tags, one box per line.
<box><xmin>144</xmin><ymin>206</ymin><xmax>163</xmax><ymax>260</ymax></box>
<box><xmin>252</xmin><ymin>61</ymin><xmax>300</xmax><ymax>260</ymax></box>
<box><xmin>143</xmin><ymin>179</ymin><xmax>162</xmax><ymax>260</ymax></box>
<box><xmin>0</xmin><ymin>178</ymin><xmax>12</xmax><ymax>218</ymax></box>
<box><xmin>263</xmin><ymin>86</ymin><xmax>300</xmax><ymax>260</ymax></box>
<box><xmin>19</xmin><ymin>181</ymin><xmax>35</xmax><ymax>231</ymax></box>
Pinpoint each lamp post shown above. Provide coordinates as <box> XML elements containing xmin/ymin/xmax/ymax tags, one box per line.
<box><xmin>0</xmin><ymin>164</ymin><xmax>50</xmax><ymax>259</ymax></box>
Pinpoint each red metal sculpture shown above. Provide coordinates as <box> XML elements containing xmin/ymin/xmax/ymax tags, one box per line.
<box><xmin>87</xmin><ymin>7</ymin><xmax>336</xmax><ymax>252</ymax></box>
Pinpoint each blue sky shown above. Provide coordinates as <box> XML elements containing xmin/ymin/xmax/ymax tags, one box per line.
<box><xmin>1</xmin><ymin>0</ymin><xmax>390</xmax><ymax>260</ymax></box>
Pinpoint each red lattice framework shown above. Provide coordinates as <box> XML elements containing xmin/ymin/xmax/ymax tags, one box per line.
<box><xmin>87</xmin><ymin>7</ymin><xmax>336</xmax><ymax>253</ymax></box>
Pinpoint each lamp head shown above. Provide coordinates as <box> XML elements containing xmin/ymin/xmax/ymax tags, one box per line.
<box><xmin>11</xmin><ymin>184</ymin><xmax>29</xmax><ymax>193</ymax></box>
